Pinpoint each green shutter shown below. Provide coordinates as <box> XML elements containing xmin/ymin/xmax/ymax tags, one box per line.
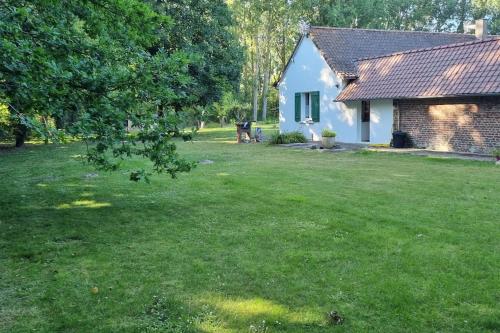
<box><xmin>311</xmin><ymin>91</ymin><xmax>320</xmax><ymax>122</ymax></box>
<box><xmin>294</xmin><ymin>93</ymin><xmax>301</xmax><ymax>122</ymax></box>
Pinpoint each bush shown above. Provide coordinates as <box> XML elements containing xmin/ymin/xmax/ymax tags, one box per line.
<box><xmin>321</xmin><ymin>129</ymin><xmax>336</xmax><ymax>137</ymax></box>
<box><xmin>268</xmin><ymin>131</ymin><xmax>307</xmax><ymax>144</ymax></box>
<box><xmin>0</xmin><ymin>104</ymin><xmax>13</xmax><ymax>141</ymax></box>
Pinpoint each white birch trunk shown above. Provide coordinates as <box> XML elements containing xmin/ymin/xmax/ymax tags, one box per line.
<box><xmin>261</xmin><ymin>61</ymin><xmax>270</xmax><ymax>121</ymax></box>
<box><xmin>252</xmin><ymin>36</ymin><xmax>260</xmax><ymax>122</ymax></box>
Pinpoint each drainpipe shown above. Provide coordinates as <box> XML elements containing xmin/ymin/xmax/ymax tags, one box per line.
<box><xmin>398</xmin><ymin>105</ymin><xmax>401</xmax><ymax>131</ymax></box>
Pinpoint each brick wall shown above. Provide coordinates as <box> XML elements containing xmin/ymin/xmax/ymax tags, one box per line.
<box><xmin>394</xmin><ymin>96</ymin><xmax>500</xmax><ymax>153</ymax></box>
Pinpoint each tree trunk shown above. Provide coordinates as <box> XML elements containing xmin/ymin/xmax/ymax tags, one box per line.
<box><xmin>261</xmin><ymin>14</ymin><xmax>273</xmax><ymax>122</ymax></box>
<box><xmin>252</xmin><ymin>36</ymin><xmax>260</xmax><ymax>122</ymax></box>
<box><xmin>281</xmin><ymin>3</ymin><xmax>289</xmax><ymax>71</ymax></box>
<box><xmin>55</xmin><ymin>115</ymin><xmax>64</xmax><ymax>130</ymax></box>
<box><xmin>42</xmin><ymin>116</ymin><xmax>49</xmax><ymax>144</ymax></box>
<box><xmin>456</xmin><ymin>0</ymin><xmax>468</xmax><ymax>33</ymax></box>
<box><xmin>14</xmin><ymin>123</ymin><xmax>27</xmax><ymax>148</ymax></box>
<box><xmin>261</xmin><ymin>68</ymin><xmax>269</xmax><ymax>121</ymax></box>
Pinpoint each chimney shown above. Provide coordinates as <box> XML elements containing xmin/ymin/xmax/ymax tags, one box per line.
<box><xmin>475</xmin><ymin>19</ymin><xmax>488</xmax><ymax>39</ymax></box>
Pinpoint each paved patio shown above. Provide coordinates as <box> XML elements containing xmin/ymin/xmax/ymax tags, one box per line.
<box><xmin>278</xmin><ymin>141</ymin><xmax>356</xmax><ymax>152</ymax></box>
<box><xmin>278</xmin><ymin>141</ymin><xmax>496</xmax><ymax>162</ymax></box>
<box><xmin>367</xmin><ymin>146</ymin><xmax>495</xmax><ymax>161</ymax></box>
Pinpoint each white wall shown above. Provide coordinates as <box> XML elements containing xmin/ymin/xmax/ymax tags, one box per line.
<box><xmin>278</xmin><ymin>37</ymin><xmax>359</xmax><ymax>142</ymax></box>
<box><xmin>369</xmin><ymin>99</ymin><xmax>394</xmax><ymax>144</ymax></box>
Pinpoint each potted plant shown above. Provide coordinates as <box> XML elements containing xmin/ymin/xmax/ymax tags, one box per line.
<box><xmin>321</xmin><ymin>129</ymin><xmax>337</xmax><ymax>148</ymax></box>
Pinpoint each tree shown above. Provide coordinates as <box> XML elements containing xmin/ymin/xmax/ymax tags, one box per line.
<box><xmin>183</xmin><ymin>105</ymin><xmax>210</xmax><ymax>130</ymax></box>
<box><xmin>148</xmin><ymin>0</ymin><xmax>244</xmax><ymax>108</ymax></box>
<box><xmin>0</xmin><ymin>0</ymin><xmax>242</xmax><ymax>181</ymax></box>
<box><xmin>211</xmin><ymin>91</ymin><xmax>242</xmax><ymax>127</ymax></box>
<box><xmin>230</xmin><ymin>0</ymin><xmax>301</xmax><ymax>122</ymax></box>
<box><xmin>471</xmin><ymin>0</ymin><xmax>500</xmax><ymax>33</ymax></box>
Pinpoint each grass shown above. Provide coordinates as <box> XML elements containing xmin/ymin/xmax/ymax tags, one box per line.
<box><xmin>0</xmin><ymin>124</ymin><xmax>499</xmax><ymax>332</ymax></box>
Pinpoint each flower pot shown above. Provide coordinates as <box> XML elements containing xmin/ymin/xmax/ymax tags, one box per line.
<box><xmin>322</xmin><ymin>136</ymin><xmax>336</xmax><ymax>149</ymax></box>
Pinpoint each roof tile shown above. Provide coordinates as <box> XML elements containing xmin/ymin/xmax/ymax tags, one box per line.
<box><xmin>309</xmin><ymin>26</ymin><xmax>477</xmax><ymax>78</ymax></box>
<box><xmin>336</xmin><ymin>38</ymin><xmax>500</xmax><ymax>101</ymax></box>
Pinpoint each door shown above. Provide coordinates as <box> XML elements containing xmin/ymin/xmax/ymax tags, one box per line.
<box><xmin>361</xmin><ymin>101</ymin><xmax>370</xmax><ymax>142</ymax></box>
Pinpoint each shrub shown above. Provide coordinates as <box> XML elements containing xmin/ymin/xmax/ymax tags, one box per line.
<box><xmin>492</xmin><ymin>148</ymin><xmax>500</xmax><ymax>158</ymax></box>
<box><xmin>321</xmin><ymin>129</ymin><xmax>336</xmax><ymax>137</ymax></box>
<box><xmin>268</xmin><ymin>131</ymin><xmax>307</xmax><ymax>144</ymax></box>
<box><xmin>0</xmin><ymin>104</ymin><xmax>12</xmax><ymax>140</ymax></box>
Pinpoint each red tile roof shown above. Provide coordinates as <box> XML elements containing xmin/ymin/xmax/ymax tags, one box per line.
<box><xmin>308</xmin><ymin>26</ymin><xmax>477</xmax><ymax>78</ymax></box>
<box><xmin>276</xmin><ymin>27</ymin><xmax>478</xmax><ymax>86</ymax></box>
<box><xmin>336</xmin><ymin>38</ymin><xmax>500</xmax><ymax>101</ymax></box>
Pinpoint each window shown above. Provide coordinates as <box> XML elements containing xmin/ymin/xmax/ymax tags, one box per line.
<box><xmin>361</xmin><ymin>100</ymin><xmax>370</xmax><ymax>142</ymax></box>
<box><xmin>361</xmin><ymin>101</ymin><xmax>370</xmax><ymax>122</ymax></box>
<box><xmin>295</xmin><ymin>91</ymin><xmax>320</xmax><ymax>123</ymax></box>
<box><xmin>304</xmin><ymin>92</ymin><xmax>311</xmax><ymax>118</ymax></box>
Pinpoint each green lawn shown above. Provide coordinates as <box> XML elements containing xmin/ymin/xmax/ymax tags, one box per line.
<box><xmin>1</xmin><ymin>126</ymin><xmax>499</xmax><ymax>332</ymax></box>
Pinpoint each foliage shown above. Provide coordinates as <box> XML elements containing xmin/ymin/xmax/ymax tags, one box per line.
<box><xmin>471</xmin><ymin>0</ymin><xmax>500</xmax><ymax>33</ymax></box>
<box><xmin>321</xmin><ymin>129</ymin><xmax>337</xmax><ymax>137</ymax></box>
<box><xmin>158</xmin><ymin>0</ymin><xmax>249</xmax><ymax>128</ymax></box>
<box><xmin>230</xmin><ymin>0</ymin><xmax>302</xmax><ymax>122</ymax></box>
<box><xmin>229</xmin><ymin>101</ymin><xmax>253</xmax><ymax>124</ymax></box>
<box><xmin>0</xmin><ymin>103</ymin><xmax>11</xmax><ymax>139</ymax></box>
<box><xmin>148</xmin><ymin>0</ymin><xmax>244</xmax><ymax>107</ymax></box>
<box><xmin>212</xmin><ymin>91</ymin><xmax>250</xmax><ymax>126</ymax></box>
<box><xmin>492</xmin><ymin>147</ymin><xmax>500</xmax><ymax>157</ymax></box>
<box><xmin>268</xmin><ymin>131</ymin><xmax>307</xmax><ymax>144</ymax></box>
<box><xmin>180</xmin><ymin>105</ymin><xmax>210</xmax><ymax>130</ymax></box>
<box><xmin>289</xmin><ymin>0</ymin><xmax>500</xmax><ymax>33</ymax></box>
<box><xmin>1</xmin><ymin>127</ymin><xmax>499</xmax><ymax>332</ymax></box>
<box><xmin>0</xmin><ymin>0</ymin><xmax>242</xmax><ymax>181</ymax></box>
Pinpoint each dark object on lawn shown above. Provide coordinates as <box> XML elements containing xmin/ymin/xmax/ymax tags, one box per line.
<box><xmin>492</xmin><ymin>148</ymin><xmax>500</xmax><ymax>161</ymax></box>
<box><xmin>236</xmin><ymin>121</ymin><xmax>252</xmax><ymax>143</ymax></box>
<box><xmin>327</xmin><ymin>311</ymin><xmax>344</xmax><ymax>325</ymax></box>
<box><xmin>14</xmin><ymin>124</ymin><xmax>29</xmax><ymax>148</ymax></box>
<box><xmin>181</xmin><ymin>132</ymin><xmax>192</xmax><ymax>142</ymax></box>
<box><xmin>254</xmin><ymin>127</ymin><xmax>264</xmax><ymax>142</ymax></box>
<box><xmin>392</xmin><ymin>131</ymin><xmax>407</xmax><ymax>148</ymax></box>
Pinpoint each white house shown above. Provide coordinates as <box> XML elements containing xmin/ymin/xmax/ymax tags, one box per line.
<box><xmin>276</xmin><ymin>26</ymin><xmax>479</xmax><ymax>144</ymax></box>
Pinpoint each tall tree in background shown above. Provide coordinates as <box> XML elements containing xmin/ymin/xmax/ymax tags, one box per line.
<box><xmin>471</xmin><ymin>0</ymin><xmax>500</xmax><ymax>32</ymax></box>
<box><xmin>230</xmin><ymin>0</ymin><xmax>303</xmax><ymax>121</ymax></box>
<box><xmin>148</xmin><ymin>0</ymin><xmax>244</xmax><ymax>109</ymax></box>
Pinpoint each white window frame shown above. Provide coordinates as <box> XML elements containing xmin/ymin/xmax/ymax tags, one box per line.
<box><xmin>304</xmin><ymin>92</ymin><xmax>310</xmax><ymax>119</ymax></box>
<box><xmin>301</xmin><ymin>92</ymin><xmax>313</xmax><ymax>123</ymax></box>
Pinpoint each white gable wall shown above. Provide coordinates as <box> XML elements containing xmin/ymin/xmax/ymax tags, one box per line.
<box><xmin>278</xmin><ymin>37</ymin><xmax>359</xmax><ymax>142</ymax></box>
<box><xmin>278</xmin><ymin>37</ymin><xmax>394</xmax><ymax>144</ymax></box>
